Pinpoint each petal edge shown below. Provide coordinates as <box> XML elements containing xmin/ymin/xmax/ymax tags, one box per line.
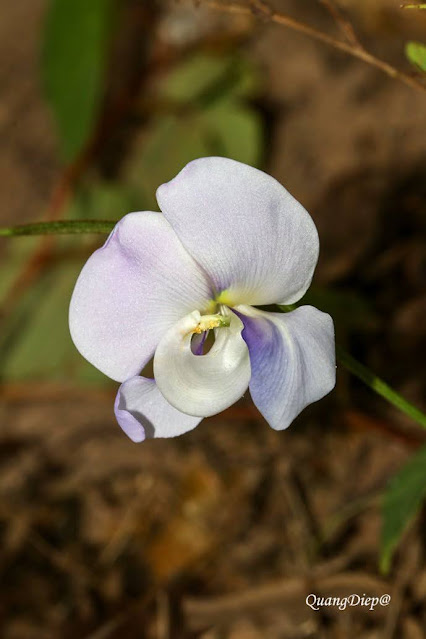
<box><xmin>115</xmin><ymin>376</ymin><xmax>202</xmax><ymax>440</ymax></box>
<box><xmin>69</xmin><ymin>211</ymin><xmax>213</xmax><ymax>382</ymax></box>
<box><xmin>154</xmin><ymin>309</ymin><xmax>251</xmax><ymax>417</ymax></box>
<box><xmin>157</xmin><ymin>157</ymin><xmax>319</xmax><ymax>306</ymax></box>
<box><xmin>236</xmin><ymin>305</ymin><xmax>336</xmax><ymax>430</ymax></box>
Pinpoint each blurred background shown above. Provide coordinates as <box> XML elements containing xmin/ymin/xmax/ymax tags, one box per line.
<box><xmin>0</xmin><ymin>0</ymin><xmax>426</xmax><ymax>637</ymax></box>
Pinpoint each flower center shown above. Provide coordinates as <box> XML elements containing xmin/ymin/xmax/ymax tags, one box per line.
<box><xmin>190</xmin><ymin>313</ymin><xmax>231</xmax><ymax>335</ymax></box>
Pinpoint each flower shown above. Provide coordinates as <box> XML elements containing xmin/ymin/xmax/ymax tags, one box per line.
<box><xmin>69</xmin><ymin>157</ymin><xmax>335</xmax><ymax>442</ymax></box>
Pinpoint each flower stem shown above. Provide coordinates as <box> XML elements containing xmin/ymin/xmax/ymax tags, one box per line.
<box><xmin>0</xmin><ymin>220</ymin><xmax>116</xmax><ymax>237</ymax></box>
<box><xmin>336</xmin><ymin>344</ymin><xmax>426</xmax><ymax>429</ymax></box>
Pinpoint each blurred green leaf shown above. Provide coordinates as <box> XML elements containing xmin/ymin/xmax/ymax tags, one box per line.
<box><xmin>202</xmin><ymin>100</ymin><xmax>263</xmax><ymax>166</ymax></box>
<box><xmin>125</xmin><ymin>52</ymin><xmax>263</xmax><ymax>199</ymax></box>
<box><xmin>126</xmin><ymin>106</ymin><xmax>263</xmax><ymax>206</ymax></box>
<box><xmin>0</xmin><ymin>251</ymin><xmax>108</xmax><ymax>384</ymax></box>
<box><xmin>42</xmin><ymin>0</ymin><xmax>115</xmax><ymax>161</ymax></box>
<box><xmin>66</xmin><ymin>181</ymin><xmax>142</xmax><ymax>221</ymax></box>
<box><xmin>1</xmin><ymin>259</ymin><xmax>84</xmax><ymax>381</ymax></box>
<box><xmin>125</xmin><ymin>115</ymin><xmax>212</xmax><ymax>209</ymax></box>
<box><xmin>158</xmin><ymin>53</ymin><xmax>261</xmax><ymax>105</ymax></box>
<box><xmin>0</xmin><ymin>181</ymin><xmax>137</xmax><ymax>384</ymax></box>
<box><xmin>226</xmin><ymin>57</ymin><xmax>261</xmax><ymax>99</ymax></box>
<box><xmin>0</xmin><ymin>238</ymin><xmax>40</xmax><ymax>301</ymax></box>
<box><xmin>405</xmin><ymin>41</ymin><xmax>426</xmax><ymax>72</ymax></box>
<box><xmin>158</xmin><ymin>54</ymin><xmax>232</xmax><ymax>104</ymax></box>
<box><xmin>381</xmin><ymin>445</ymin><xmax>426</xmax><ymax>573</ymax></box>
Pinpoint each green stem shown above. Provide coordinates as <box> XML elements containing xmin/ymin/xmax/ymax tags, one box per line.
<box><xmin>336</xmin><ymin>344</ymin><xmax>426</xmax><ymax>429</ymax></box>
<box><xmin>277</xmin><ymin>304</ymin><xmax>426</xmax><ymax>429</ymax></box>
<box><xmin>0</xmin><ymin>220</ymin><xmax>116</xmax><ymax>237</ymax></box>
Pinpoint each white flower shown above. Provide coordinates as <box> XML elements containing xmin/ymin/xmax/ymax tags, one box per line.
<box><xmin>70</xmin><ymin>157</ymin><xmax>335</xmax><ymax>441</ymax></box>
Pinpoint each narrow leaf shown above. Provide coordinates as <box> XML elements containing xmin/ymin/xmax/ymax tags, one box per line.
<box><xmin>42</xmin><ymin>0</ymin><xmax>114</xmax><ymax>160</ymax></box>
<box><xmin>381</xmin><ymin>445</ymin><xmax>426</xmax><ymax>573</ymax></box>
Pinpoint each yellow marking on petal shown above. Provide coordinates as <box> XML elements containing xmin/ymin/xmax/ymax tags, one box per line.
<box><xmin>215</xmin><ymin>290</ymin><xmax>234</xmax><ymax>306</ymax></box>
<box><xmin>204</xmin><ymin>299</ymin><xmax>218</xmax><ymax>314</ymax></box>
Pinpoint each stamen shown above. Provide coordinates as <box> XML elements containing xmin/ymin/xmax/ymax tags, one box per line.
<box><xmin>190</xmin><ymin>313</ymin><xmax>231</xmax><ymax>335</ymax></box>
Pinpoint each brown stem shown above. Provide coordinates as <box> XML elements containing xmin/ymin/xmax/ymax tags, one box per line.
<box><xmin>318</xmin><ymin>0</ymin><xmax>364</xmax><ymax>49</ymax></box>
<box><xmin>203</xmin><ymin>0</ymin><xmax>426</xmax><ymax>94</ymax></box>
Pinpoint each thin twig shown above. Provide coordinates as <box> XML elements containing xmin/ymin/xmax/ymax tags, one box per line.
<box><xmin>382</xmin><ymin>537</ymin><xmax>419</xmax><ymax>639</ymax></box>
<box><xmin>318</xmin><ymin>0</ymin><xmax>363</xmax><ymax>49</ymax></box>
<box><xmin>202</xmin><ymin>0</ymin><xmax>426</xmax><ymax>94</ymax></box>
<box><xmin>30</xmin><ymin>531</ymin><xmax>94</xmax><ymax>587</ymax></box>
<box><xmin>156</xmin><ymin>591</ymin><xmax>171</xmax><ymax>639</ymax></box>
<box><xmin>84</xmin><ymin>593</ymin><xmax>155</xmax><ymax>639</ymax></box>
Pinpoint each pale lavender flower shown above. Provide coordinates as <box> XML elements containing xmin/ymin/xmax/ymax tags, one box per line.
<box><xmin>69</xmin><ymin>157</ymin><xmax>335</xmax><ymax>442</ymax></box>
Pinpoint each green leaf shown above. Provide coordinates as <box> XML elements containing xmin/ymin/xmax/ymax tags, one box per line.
<box><xmin>226</xmin><ymin>57</ymin><xmax>261</xmax><ymax>99</ymax></box>
<box><xmin>405</xmin><ymin>41</ymin><xmax>426</xmax><ymax>72</ymax></box>
<box><xmin>0</xmin><ymin>182</ymin><xmax>137</xmax><ymax>384</ymax></box>
<box><xmin>381</xmin><ymin>445</ymin><xmax>426</xmax><ymax>573</ymax></box>
<box><xmin>158</xmin><ymin>54</ymin><xmax>232</xmax><ymax>104</ymax></box>
<box><xmin>125</xmin><ymin>87</ymin><xmax>263</xmax><ymax>201</ymax></box>
<box><xmin>157</xmin><ymin>53</ymin><xmax>261</xmax><ymax>106</ymax></box>
<box><xmin>66</xmin><ymin>182</ymin><xmax>142</xmax><ymax>221</ymax></box>
<box><xmin>0</xmin><ymin>254</ymin><xmax>108</xmax><ymax>384</ymax></box>
<box><xmin>0</xmin><ymin>238</ymin><xmax>40</xmax><ymax>300</ymax></box>
<box><xmin>1</xmin><ymin>260</ymin><xmax>80</xmax><ymax>380</ymax></box>
<box><xmin>125</xmin><ymin>115</ymin><xmax>212</xmax><ymax>209</ymax></box>
<box><xmin>124</xmin><ymin>52</ymin><xmax>263</xmax><ymax>199</ymax></box>
<box><xmin>42</xmin><ymin>0</ymin><xmax>115</xmax><ymax>161</ymax></box>
<box><xmin>201</xmin><ymin>100</ymin><xmax>263</xmax><ymax>167</ymax></box>
<box><xmin>125</xmin><ymin>107</ymin><xmax>263</xmax><ymax>204</ymax></box>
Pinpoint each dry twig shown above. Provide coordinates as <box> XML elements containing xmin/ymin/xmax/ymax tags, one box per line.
<box><xmin>202</xmin><ymin>0</ymin><xmax>426</xmax><ymax>94</ymax></box>
<box><xmin>318</xmin><ymin>0</ymin><xmax>363</xmax><ymax>49</ymax></box>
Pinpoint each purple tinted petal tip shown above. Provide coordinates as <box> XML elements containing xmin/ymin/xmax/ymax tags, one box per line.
<box><xmin>114</xmin><ymin>389</ymin><xmax>146</xmax><ymax>443</ymax></box>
